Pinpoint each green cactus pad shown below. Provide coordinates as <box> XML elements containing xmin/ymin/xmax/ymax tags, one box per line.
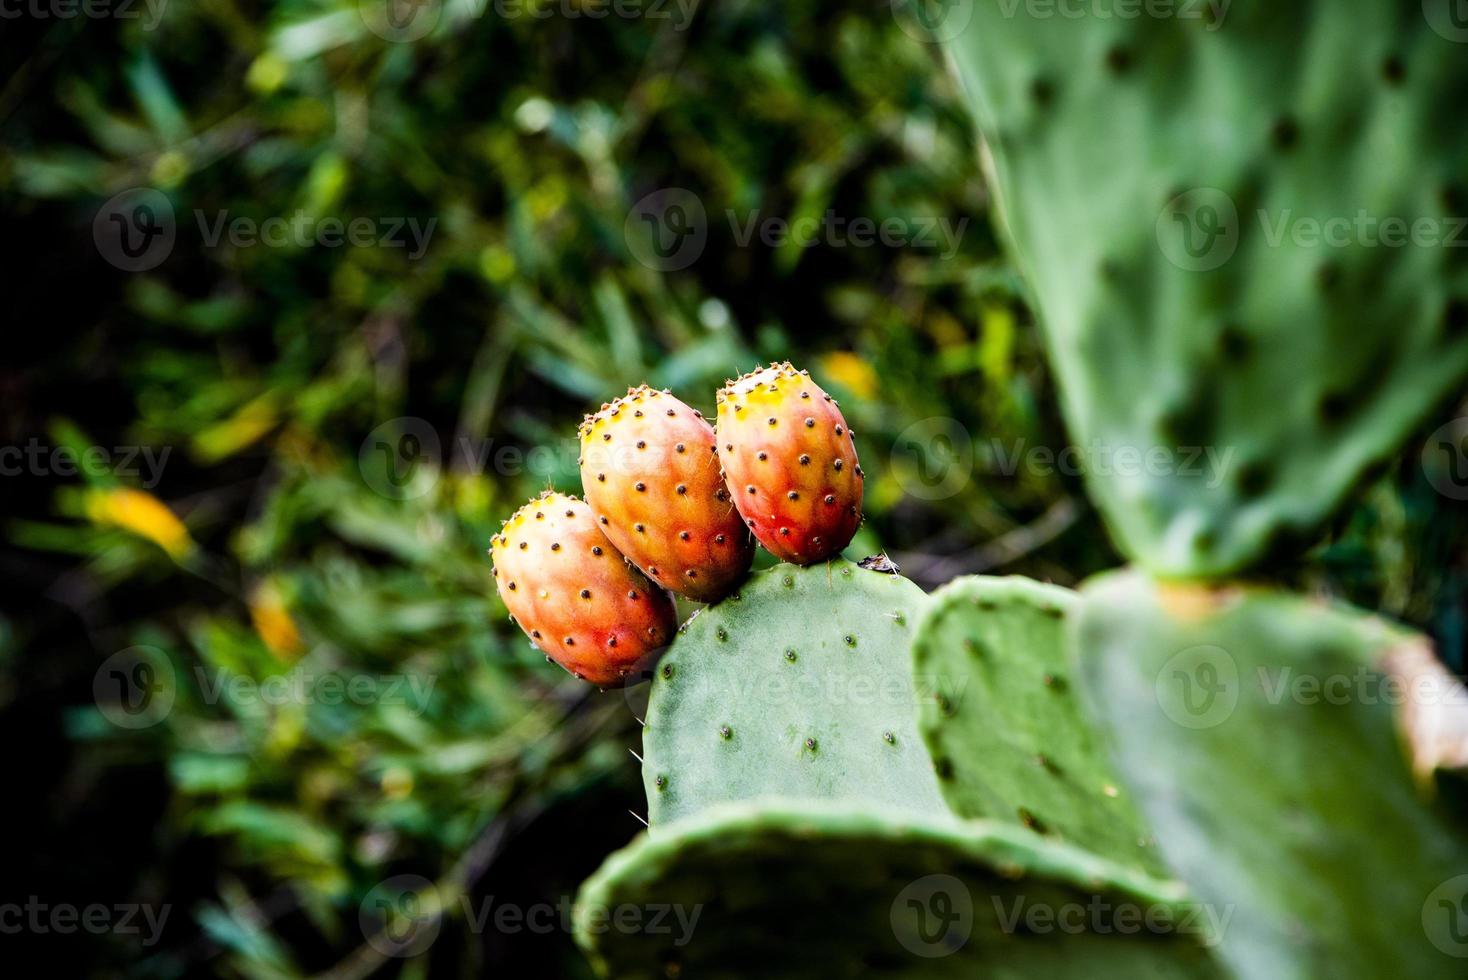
<box><xmin>642</xmin><ymin>560</ymin><xmax>946</xmax><ymax>824</ymax></box>
<box><xmin>911</xmin><ymin>575</ymin><xmax>1163</xmax><ymax>875</ymax></box>
<box><xmin>1074</xmin><ymin>570</ymin><xmax>1468</xmax><ymax>978</ymax></box>
<box><xmin>942</xmin><ymin>4</ymin><xmax>1468</xmax><ymax>576</ymax></box>
<box><xmin>575</xmin><ymin>801</ymin><xmax>1224</xmax><ymax>979</ymax></box>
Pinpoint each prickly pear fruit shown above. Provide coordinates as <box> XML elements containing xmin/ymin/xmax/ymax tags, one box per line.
<box><xmin>716</xmin><ymin>363</ymin><xmax>863</xmax><ymax>564</ymax></box>
<box><xmin>490</xmin><ymin>491</ymin><xmax>677</xmax><ymax>687</ymax></box>
<box><xmin>579</xmin><ymin>386</ymin><xmax>754</xmax><ymax>602</ymax></box>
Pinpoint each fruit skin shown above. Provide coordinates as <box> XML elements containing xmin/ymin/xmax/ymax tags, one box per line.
<box><xmin>579</xmin><ymin>386</ymin><xmax>754</xmax><ymax>603</ymax></box>
<box><xmin>490</xmin><ymin>491</ymin><xmax>676</xmax><ymax>687</ymax></box>
<box><xmin>715</xmin><ymin>363</ymin><xmax>863</xmax><ymax>564</ymax></box>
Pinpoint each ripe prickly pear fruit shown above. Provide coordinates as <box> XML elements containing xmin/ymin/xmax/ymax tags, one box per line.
<box><xmin>716</xmin><ymin>363</ymin><xmax>863</xmax><ymax>564</ymax></box>
<box><xmin>490</xmin><ymin>491</ymin><xmax>676</xmax><ymax>687</ymax></box>
<box><xmin>579</xmin><ymin>386</ymin><xmax>754</xmax><ymax>603</ymax></box>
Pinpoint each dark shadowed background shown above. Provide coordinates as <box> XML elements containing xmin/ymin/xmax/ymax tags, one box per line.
<box><xmin>3</xmin><ymin>0</ymin><xmax>1465</xmax><ymax>975</ymax></box>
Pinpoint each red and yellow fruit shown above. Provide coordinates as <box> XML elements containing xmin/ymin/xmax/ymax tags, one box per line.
<box><xmin>490</xmin><ymin>492</ymin><xmax>676</xmax><ymax>687</ymax></box>
<box><xmin>716</xmin><ymin>363</ymin><xmax>864</xmax><ymax>564</ymax></box>
<box><xmin>579</xmin><ymin>386</ymin><xmax>754</xmax><ymax>602</ymax></box>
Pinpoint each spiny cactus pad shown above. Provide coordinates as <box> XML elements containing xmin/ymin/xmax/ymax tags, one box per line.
<box><xmin>1074</xmin><ymin>570</ymin><xmax>1468</xmax><ymax>978</ymax></box>
<box><xmin>641</xmin><ymin>560</ymin><xmax>945</xmax><ymax>824</ymax></box>
<box><xmin>911</xmin><ymin>575</ymin><xmax>1163</xmax><ymax>876</ymax></box>
<box><xmin>943</xmin><ymin>4</ymin><xmax>1468</xmax><ymax>576</ymax></box>
<box><xmin>575</xmin><ymin>801</ymin><xmax>1225</xmax><ymax>979</ymax></box>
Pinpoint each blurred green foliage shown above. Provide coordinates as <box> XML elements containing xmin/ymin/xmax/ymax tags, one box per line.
<box><xmin>2</xmin><ymin>1</ymin><xmax>1464</xmax><ymax>976</ymax></box>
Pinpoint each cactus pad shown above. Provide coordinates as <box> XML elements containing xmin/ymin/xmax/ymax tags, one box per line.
<box><xmin>575</xmin><ymin>800</ymin><xmax>1224</xmax><ymax>979</ymax></box>
<box><xmin>911</xmin><ymin>575</ymin><xmax>1163</xmax><ymax>875</ymax></box>
<box><xmin>1075</xmin><ymin>570</ymin><xmax>1468</xmax><ymax>978</ymax></box>
<box><xmin>641</xmin><ymin>560</ymin><xmax>945</xmax><ymax>824</ymax></box>
<box><xmin>943</xmin><ymin>4</ymin><xmax>1468</xmax><ymax>575</ymax></box>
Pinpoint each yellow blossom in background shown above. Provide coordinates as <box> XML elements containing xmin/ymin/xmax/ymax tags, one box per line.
<box><xmin>250</xmin><ymin>582</ymin><xmax>304</xmax><ymax>661</ymax></box>
<box><xmin>819</xmin><ymin>351</ymin><xmax>877</xmax><ymax>400</ymax></box>
<box><xmin>381</xmin><ymin>766</ymin><xmax>414</xmax><ymax>800</ymax></box>
<box><xmin>85</xmin><ymin>487</ymin><xmax>194</xmax><ymax>560</ymax></box>
<box><xmin>192</xmin><ymin>392</ymin><xmax>279</xmax><ymax>464</ymax></box>
<box><xmin>245</xmin><ymin>52</ymin><xmax>289</xmax><ymax>95</ymax></box>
